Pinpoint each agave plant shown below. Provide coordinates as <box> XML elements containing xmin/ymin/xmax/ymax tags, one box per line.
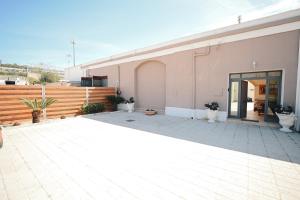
<box><xmin>21</xmin><ymin>98</ymin><xmax>57</xmax><ymax>123</ymax></box>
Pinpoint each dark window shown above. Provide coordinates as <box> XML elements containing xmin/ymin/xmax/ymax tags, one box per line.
<box><xmin>81</xmin><ymin>77</ymin><xmax>92</xmax><ymax>87</ymax></box>
<box><xmin>5</xmin><ymin>80</ymin><xmax>15</xmax><ymax>85</ymax></box>
<box><xmin>93</xmin><ymin>76</ymin><xmax>108</xmax><ymax>87</ymax></box>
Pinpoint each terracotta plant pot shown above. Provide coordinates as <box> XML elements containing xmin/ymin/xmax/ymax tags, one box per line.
<box><xmin>0</xmin><ymin>127</ymin><xmax>3</xmax><ymax>148</ymax></box>
<box><xmin>32</xmin><ymin>110</ymin><xmax>42</xmax><ymax>123</ymax></box>
<box><xmin>145</xmin><ymin>110</ymin><xmax>157</xmax><ymax>116</ymax></box>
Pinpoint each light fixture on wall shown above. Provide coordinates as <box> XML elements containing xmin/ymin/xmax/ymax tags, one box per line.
<box><xmin>252</xmin><ymin>61</ymin><xmax>257</xmax><ymax>71</ymax></box>
<box><xmin>238</xmin><ymin>15</ymin><xmax>242</xmax><ymax>24</ymax></box>
<box><xmin>115</xmin><ymin>80</ymin><xmax>119</xmax><ymax>88</ymax></box>
<box><xmin>216</xmin><ymin>42</ymin><xmax>222</xmax><ymax>50</ymax></box>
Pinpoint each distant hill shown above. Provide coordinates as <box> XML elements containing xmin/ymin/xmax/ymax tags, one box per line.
<box><xmin>0</xmin><ymin>63</ymin><xmax>64</xmax><ymax>78</ymax></box>
<box><xmin>0</xmin><ymin>63</ymin><xmax>64</xmax><ymax>84</ymax></box>
<box><xmin>0</xmin><ymin>63</ymin><xmax>63</xmax><ymax>72</ymax></box>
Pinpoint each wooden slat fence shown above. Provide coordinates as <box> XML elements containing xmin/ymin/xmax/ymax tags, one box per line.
<box><xmin>0</xmin><ymin>85</ymin><xmax>115</xmax><ymax>124</ymax></box>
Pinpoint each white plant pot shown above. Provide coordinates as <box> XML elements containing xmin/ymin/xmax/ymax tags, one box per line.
<box><xmin>276</xmin><ymin>112</ymin><xmax>296</xmax><ymax>133</ymax></box>
<box><xmin>207</xmin><ymin>109</ymin><xmax>218</xmax><ymax>123</ymax></box>
<box><xmin>127</xmin><ymin>103</ymin><xmax>135</xmax><ymax>113</ymax></box>
<box><xmin>117</xmin><ymin>103</ymin><xmax>127</xmax><ymax>111</ymax></box>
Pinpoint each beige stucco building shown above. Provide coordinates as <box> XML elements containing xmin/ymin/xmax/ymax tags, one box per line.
<box><xmin>65</xmin><ymin>9</ymin><xmax>300</xmax><ymax>131</ymax></box>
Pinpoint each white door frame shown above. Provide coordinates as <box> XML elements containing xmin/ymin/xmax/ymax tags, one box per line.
<box><xmin>295</xmin><ymin>36</ymin><xmax>300</xmax><ymax>131</ymax></box>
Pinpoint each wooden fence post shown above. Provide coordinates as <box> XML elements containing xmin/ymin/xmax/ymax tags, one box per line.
<box><xmin>85</xmin><ymin>87</ymin><xmax>89</xmax><ymax>104</ymax></box>
<box><xmin>42</xmin><ymin>85</ymin><xmax>46</xmax><ymax>119</ymax></box>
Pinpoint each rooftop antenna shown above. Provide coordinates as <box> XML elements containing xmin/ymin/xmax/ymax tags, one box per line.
<box><xmin>71</xmin><ymin>40</ymin><xmax>76</xmax><ymax>67</ymax></box>
<box><xmin>238</xmin><ymin>15</ymin><xmax>242</xmax><ymax>24</ymax></box>
<box><xmin>66</xmin><ymin>54</ymin><xmax>72</xmax><ymax>67</ymax></box>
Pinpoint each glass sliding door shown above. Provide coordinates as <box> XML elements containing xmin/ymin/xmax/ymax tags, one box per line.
<box><xmin>265</xmin><ymin>78</ymin><xmax>281</xmax><ymax>122</ymax></box>
<box><xmin>228</xmin><ymin>70</ymin><xmax>282</xmax><ymax>122</ymax></box>
<box><xmin>229</xmin><ymin>81</ymin><xmax>240</xmax><ymax>117</ymax></box>
<box><xmin>240</xmin><ymin>81</ymin><xmax>248</xmax><ymax>118</ymax></box>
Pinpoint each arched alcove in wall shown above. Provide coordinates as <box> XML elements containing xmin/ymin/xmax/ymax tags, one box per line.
<box><xmin>135</xmin><ymin>60</ymin><xmax>166</xmax><ymax>112</ymax></box>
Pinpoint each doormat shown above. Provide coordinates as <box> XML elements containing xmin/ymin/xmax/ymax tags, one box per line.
<box><xmin>241</xmin><ymin>118</ymin><xmax>259</xmax><ymax>123</ymax></box>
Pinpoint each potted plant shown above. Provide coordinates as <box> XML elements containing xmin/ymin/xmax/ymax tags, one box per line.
<box><xmin>21</xmin><ymin>98</ymin><xmax>57</xmax><ymax>123</ymax></box>
<box><xmin>274</xmin><ymin>105</ymin><xmax>296</xmax><ymax>132</ymax></box>
<box><xmin>106</xmin><ymin>95</ymin><xmax>125</xmax><ymax>111</ymax></box>
<box><xmin>81</xmin><ymin>103</ymin><xmax>105</xmax><ymax>114</ymax></box>
<box><xmin>125</xmin><ymin>97</ymin><xmax>135</xmax><ymax>113</ymax></box>
<box><xmin>205</xmin><ymin>102</ymin><xmax>219</xmax><ymax>123</ymax></box>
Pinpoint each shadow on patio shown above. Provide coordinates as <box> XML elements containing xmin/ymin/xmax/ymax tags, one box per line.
<box><xmin>83</xmin><ymin>111</ymin><xmax>300</xmax><ymax>164</ymax></box>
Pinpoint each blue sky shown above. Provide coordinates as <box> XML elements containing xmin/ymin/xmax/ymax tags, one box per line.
<box><xmin>0</xmin><ymin>0</ymin><xmax>299</xmax><ymax>69</ymax></box>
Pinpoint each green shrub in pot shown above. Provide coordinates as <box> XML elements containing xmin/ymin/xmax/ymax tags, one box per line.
<box><xmin>204</xmin><ymin>102</ymin><xmax>219</xmax><ymax>123</ymax></box>
<box><xmin>82</xmin><ymin>103</ymin><xmax>105</xmax><ymax>114</ymax></box>
<box><xmin>273</xmin><ymin>105</ymin><xmax>296</xmax><ymax>132</ymax></box>
<box><xmin>125</xmin><ymin>97</ymin><xmax>135</xmax><ymax>113</ymax></box>
<box><xmin>106</xmin><ymin>95</ymin><xmax>125</xmax><ymax>111</ymax></box>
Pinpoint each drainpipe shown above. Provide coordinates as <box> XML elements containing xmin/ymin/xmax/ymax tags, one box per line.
<box><xmin>117</xmin><ymin>65</ymin><xmax>120</xmax><ymax>88</ymax></box>
<box><xmin>116</xmin><ymin>65</ymin><xmax>120</xmax><ymax>95</ymax></box>
<box><xmin>295</xmin><ymin>32</ymin><xmax>300</xmax><ymax>132</ymax></box>
<box><xmin>192</xmin><ymin>46</ymin><xmax>211</xmax><ymax>119</ymax></box>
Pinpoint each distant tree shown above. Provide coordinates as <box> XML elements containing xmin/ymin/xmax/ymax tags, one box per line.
<box><xmin>27</xmin><ymin>77</ymin><xmax>39</xmax><ymax>85</ymax></box>
<box><xmin>39</xmin><ymin>72</ymin><xmax>60</xmax><ymax>83</ymax></box>
<box><xmin>1</xmin><ymin>63</ymin><xmax>28</xmax><ymax>69</ymax></box>
<box><xmin>0</xmin><ymin>71</ymin><xmax>27</xmax><ymax>77</ymax></box>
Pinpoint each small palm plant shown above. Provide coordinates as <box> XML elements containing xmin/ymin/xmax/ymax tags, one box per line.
<box><xmin>21</xmin><ymin>98</ymin><xmax>57</xmax><ymax>123</ymax></box>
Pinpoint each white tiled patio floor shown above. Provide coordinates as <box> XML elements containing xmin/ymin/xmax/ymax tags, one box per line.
<box><xmin>1</xmin><ymin>112</ymin><xmax>300</xmax><ymax>200</ymax></box>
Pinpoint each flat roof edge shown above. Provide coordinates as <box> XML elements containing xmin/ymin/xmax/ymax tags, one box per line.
<box><xmin>79</xmin><ymin>8</ymin><xmax>300</xmax><ymax>69</ymax></box>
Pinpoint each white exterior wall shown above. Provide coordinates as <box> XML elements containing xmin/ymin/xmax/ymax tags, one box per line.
<box><xmin>64</xmin><ymin>66</ymin><xmax>86</xmax><ymax>82</ymax></box>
